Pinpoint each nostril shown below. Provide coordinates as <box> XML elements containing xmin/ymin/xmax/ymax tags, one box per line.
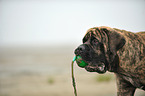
<box><xmin>75</xmin><ymin>48</ymin><xmax>81</xmax><ymax>55</ymax></box>
<box><xmin>74</xmin><ymin>45</ymin><xmax>85</xmax><ymax>55</ymax></box>
<box><xmin>78</xmin><ymin>47</ymin><xmax>83</xmax><ymax>51</ymax></box>
<box><xmin>79</xmin><ymin>45</ymin><xmax>85</xmax><ymax>51</ymax></box>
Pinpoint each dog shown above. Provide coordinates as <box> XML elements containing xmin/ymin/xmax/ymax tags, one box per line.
<box><xmin>74</xmin><ymin>26</ymin><xmax>145</xmax><ymax>96</ymax></box>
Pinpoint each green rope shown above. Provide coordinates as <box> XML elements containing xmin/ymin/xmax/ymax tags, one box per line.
<box><xmin>71</xmin><ymin>56</ymin><xmax>77</xmax><ymax>96</ymax></box>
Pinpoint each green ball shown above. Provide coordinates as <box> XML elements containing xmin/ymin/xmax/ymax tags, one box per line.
<box><xmin>76</xmin><ymin>55</ymin><xmax>88</xmax><ymax>68</ymax></box>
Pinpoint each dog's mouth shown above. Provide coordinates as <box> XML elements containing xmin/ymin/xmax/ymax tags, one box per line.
<box><xmin>74</xmin><ymin>54</ymin><xmax>107</xmax><ymax>74</ymax></box>
<box><xmin>84</xmin><ymin>62</ymin><xmax>107</xmax><ymax>74</ymax></box>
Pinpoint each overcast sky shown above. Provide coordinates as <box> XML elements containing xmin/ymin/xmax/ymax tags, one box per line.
<box><xmin>0</xmin><ymin>0</ymin><xmax>145</xmax><ymax>47</ymax></box>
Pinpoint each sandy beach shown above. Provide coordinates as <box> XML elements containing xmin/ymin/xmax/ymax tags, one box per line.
<box><xmin>0</xmin><ymin>46</ymin><xmax>144</xmax><ymax>96</ymax></box>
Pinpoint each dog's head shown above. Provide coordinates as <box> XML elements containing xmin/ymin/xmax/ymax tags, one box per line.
<box><xmin>74</xmin><ymin>26</ymin><xmax>126</xmax><ymax>73</ymax></box>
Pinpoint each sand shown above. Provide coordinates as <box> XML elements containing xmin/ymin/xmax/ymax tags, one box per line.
<box><xmin>0</xmin><ymin>46</ymin><xmax>144</xmax><ymax>96</ymax></box>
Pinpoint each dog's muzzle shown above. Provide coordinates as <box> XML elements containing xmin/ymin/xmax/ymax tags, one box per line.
<box><xmin>74</xmin><ymin>44</ymin><xmax>107</xmax><ymax>74</ymax></box>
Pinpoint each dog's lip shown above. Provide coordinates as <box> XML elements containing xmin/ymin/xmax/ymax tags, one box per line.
<box><xmin>85</xmin><ymin>63</ymin><xmax>106</xmax><ymax>73</ymax></box>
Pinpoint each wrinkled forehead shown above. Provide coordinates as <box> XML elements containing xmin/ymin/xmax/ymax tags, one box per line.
<box><xmin>83</xmin><ymin>27</ymin><xmax>106</xmax><ymax>43</ymax></box>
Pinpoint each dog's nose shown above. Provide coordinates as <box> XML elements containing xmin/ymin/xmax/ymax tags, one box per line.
<box><xmin>75</xmin><ymin>45</ymin><xmax>85</xmax><ymax>55</ymax></box>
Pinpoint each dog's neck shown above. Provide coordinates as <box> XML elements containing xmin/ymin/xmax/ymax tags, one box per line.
<box><xmin>107</xmin><ymin>54</ymin><xmax>119</xmax><ymax>72</ymax></box>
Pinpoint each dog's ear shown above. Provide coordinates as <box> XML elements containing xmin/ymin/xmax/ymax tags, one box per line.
<box><xmin>101</xmin><ymin>27</ymin><xmax>126</xmax><ymax>62</ymax></box>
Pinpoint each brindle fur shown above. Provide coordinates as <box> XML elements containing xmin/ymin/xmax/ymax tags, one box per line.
<box><xmin>75</xmin><ymin>26</ymin><xmax>145</xmax><ymax>96</ymax></box>
<box><xmin>114</xmin><ymin>28</ymin><xmax>145</xmax><ymax>96</ymax></box>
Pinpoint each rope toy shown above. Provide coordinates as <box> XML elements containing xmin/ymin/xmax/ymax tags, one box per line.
<box><xmin>71</xmin><ymin>56</ymin><xmax>88</xmax><ymax>96</ymax></box>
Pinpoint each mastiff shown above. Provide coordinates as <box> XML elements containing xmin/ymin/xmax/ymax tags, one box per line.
<box><xmin>74</xmin><ymin>26</ymin><xmax>145</xmax><ymax>96</ymax></box>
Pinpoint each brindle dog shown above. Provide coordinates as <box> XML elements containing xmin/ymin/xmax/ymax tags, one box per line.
<box><xmin>74</xmin><ymin>26</ymin><xmax>145</xmax><ymax>96</ymax></box>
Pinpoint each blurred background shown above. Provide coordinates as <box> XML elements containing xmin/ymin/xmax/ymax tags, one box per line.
<box><xmin>0</xmin><ymin>0</ymin><xmax>145</xmax><ymax>96</ymax></box>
